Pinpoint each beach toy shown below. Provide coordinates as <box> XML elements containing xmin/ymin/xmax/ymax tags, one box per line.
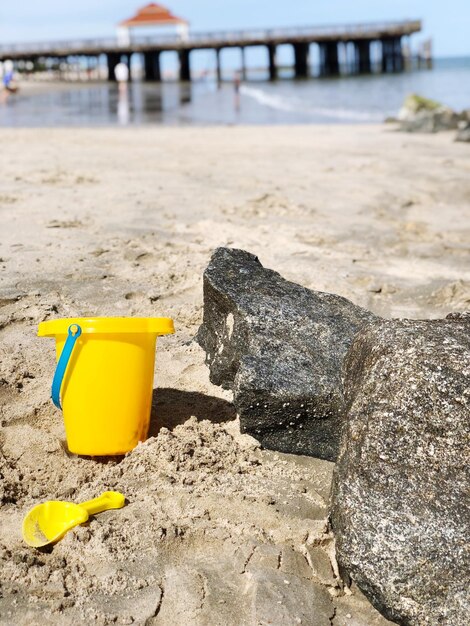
<box><xmin>22</xmin><ymin>491</ymin><xmax>125</xmax><ymax>547</ymax></box>
<box><xmin>38</xmin><ymin>317</ymin><xmax>174</xmax><ymax>456</ymax></box>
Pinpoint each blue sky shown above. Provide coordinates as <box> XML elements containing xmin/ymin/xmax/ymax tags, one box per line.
<box><xmin>0</xmin><ymin>1</ymin><xmax>468</xmax><ymax>57</ymax></box>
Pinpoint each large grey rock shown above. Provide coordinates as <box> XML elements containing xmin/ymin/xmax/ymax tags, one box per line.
<box><xmin>197</xmin><ymin>248</ymin><xmax>377</xmax><ymax>461</ymax></box>
<box><xmin>400</xmin><ymin>108</ymin><xmax>460</xmax><ymax>133</ymax></box>
<box><xmin>398</xmin><ymin>93</ymin><xmax>441</xmax><ymax>119</ymax></box>
<box><xmin>331</xmin><ymin>316</ymin><xmax>470</xmax><ymax>625</ymax></box>
<box><xmin>456</xmin><ymin>121</ymin><xmax>470</xmax><ymax>143</ymax></box>
<box><xmin>397</xmin><ymin>93</ymin><xmax>460</xmax><ymax>133</ymax></box>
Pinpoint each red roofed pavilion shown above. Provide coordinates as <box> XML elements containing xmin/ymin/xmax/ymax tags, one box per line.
<box><xmin>117</xmin><ymin>4</ymin><xmax>189</xmax><ymax>45</ymax></box>
<box><xmin>119</xmin><ymin>3</ymin><xmax>187</xmax><ymax>27</ymax></box>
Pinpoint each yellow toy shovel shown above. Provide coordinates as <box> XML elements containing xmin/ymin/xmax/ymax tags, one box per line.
<box><xmin>22</xmin><ymin>491</ymin><xmax>125</xmax><ymax>548</ymax></box>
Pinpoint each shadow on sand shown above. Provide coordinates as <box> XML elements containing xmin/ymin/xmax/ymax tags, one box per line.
<box><xmin>149</xmin><ymin>387</ymin><xmax>237</xmax><ymax>437</ymax></box>
<box><xmin>72</xmin><ymin>388</ymin><xmax>235</xmax><ymax>462</ymax></box>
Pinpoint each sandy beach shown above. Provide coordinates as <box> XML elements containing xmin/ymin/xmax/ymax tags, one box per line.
<box><xmin>1</xmin><ymin>124</ymin><xmax>469</xmax><ymax>625</ymax></box>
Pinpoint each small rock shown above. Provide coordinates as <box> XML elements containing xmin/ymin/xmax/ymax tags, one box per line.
<box><xmin>331</xmin><ymin>317</ymin><xmax>470</xmax><ymax>625</ymax></box>
<box><xmin>248</xmin><ymin>568</ymin><xmax>334</xmax><ymax>626</ymax></box>
<box><xmin>305</xmin><ymin>546</ymin><xmax>337</xmax><ymax>587</ymax></box>
<box><xmin>333</xmin><ymin>584</ymin><xmax>397</xmax><ymax>626</ymax></box>
<box><xmin>247</xmin><ymin>544</ymin><xmax>281</xmax><ymax>572</ymax></box>
<box><xmin>197</xmin><ymin>248</ymin><xmax>377</xmax><ymax>461</ymax></box>
<box><xmin>279</xmin><ymin>546</ymin><xmax>313</xmax><ymax>580</ymax></box>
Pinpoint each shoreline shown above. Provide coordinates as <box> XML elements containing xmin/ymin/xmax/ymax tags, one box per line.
<box><xmin>1</xmin><ymin>59</ymin><xmax>469</xmax><ymax>127</ymax></box>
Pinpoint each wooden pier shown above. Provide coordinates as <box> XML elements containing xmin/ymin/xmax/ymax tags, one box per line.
<box><xmin>0</xmin><ymin>20</ymin><xmax>423</xmax><ymax>82</ymax></box>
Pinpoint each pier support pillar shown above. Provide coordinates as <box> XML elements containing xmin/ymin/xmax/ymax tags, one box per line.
<box><xmin>319</xmin><ymin>42</ymin><xmax>339</xmax><ymax>77</ymax></box>
<box><xmin>106</xmin><ymin>52</ymin><xmax>120</xmax><ymax>81</ymax></box>
<box><xmin>382</xmin><ymin>39</ymin><xmax>389</xmax><ymax>72</ymax></box>
<box><xmin>354</xmin><ymin>40</ymin><xmax>371</xmax><ymax>74</ymax></box>
<box><xmin>382</xmin><ymin>38</ymin><xmax>395</xmax><ymax>72</ymax></box>
<box><xmin>382</xmin><ymin>37</ymin><xmax>403</xmax><ymax>72</ymax></box>
<box><xmin>267</xmin><ymin>43</ymin><xmax>278</xmax><ymax>81</ymax></box>
<box><xmin>293</xmin><ymin>42</ymin><xmax>310</xmax><ymax>78</ymax></box>
<box><xmin>179</xmin><ymin>49</ymin><xmax>191</xmax><ymax>82</ymax></box>
<box><xmin>123</xmin><ymin>54</ymin><xmax>133</xmax><ymax>81</ymax></box>
<box><xmin>393</xmin><ymin>37</ymin><xmax>404</xmax><ymax>72</ymax></box>
<box><xmin>144</xmin><ymin>51</ymin><xmax>161</xmax><ymax>81</ymax></box>
<box><xmin>215</xmin><ymin>48</ymin><xmax>222</xmax><ymax>83</ymax></box>
<box><xmin>240</xmin><ymin>47</ymin><xmax>247</xmax><ymax>81</ymax></box>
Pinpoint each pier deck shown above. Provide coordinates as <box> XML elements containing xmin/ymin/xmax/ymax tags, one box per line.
<box><xmin>0</xmin><ymin>20</ymin><xmax>423</xmax><ymax>81</ymax></box>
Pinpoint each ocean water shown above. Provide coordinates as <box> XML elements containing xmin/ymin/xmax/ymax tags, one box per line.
<box><xmin>0</xmin><ymin>57</ymin><xmax>469</xmax><ymax>127</ymax></box>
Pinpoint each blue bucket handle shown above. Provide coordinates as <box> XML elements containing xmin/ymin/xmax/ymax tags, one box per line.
<box><xmin>51</xmin><ymin>323</ymin><xmax>82</xmax><ymax>410</ymax></box>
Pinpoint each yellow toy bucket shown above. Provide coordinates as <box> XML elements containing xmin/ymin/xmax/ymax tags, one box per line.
<box><xmin>38</xmin><ymin>317</ymin><xmax>174</xmax><ymax>456</ymax></box>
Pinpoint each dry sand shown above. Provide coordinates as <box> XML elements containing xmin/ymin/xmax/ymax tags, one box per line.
<box><xmin>0</xmin><ymin>125</ymin><xmax>469</xmax><ymax>625</ymax></box>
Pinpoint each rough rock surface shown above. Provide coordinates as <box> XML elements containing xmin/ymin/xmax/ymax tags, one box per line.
<box><xmin>397</xmin><ymin>93</ymin><xmax>461</xmax><ymax>133</ymax></box>
<box><xmin>331</xmin><ymin>316</ymin><xmax>470</xmax><ymax>625</ymax></box>
<box><xmin>398</xmin><ymin>93</ymin><xmax>442</xmax><ymax>118</ymax></box>
<box><xmin>400</xmin><ymin>108</ymin><xmax>460</xmax><ymax>133</ymax></box>
<box><xmin>197</xmin><ymin>248</ymin><xmax>377</xmax><ymax>461</ymax></box>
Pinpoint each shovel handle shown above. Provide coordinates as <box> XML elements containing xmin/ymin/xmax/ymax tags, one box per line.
<box><xmin>79</xmin><ymin>491</ymin><xmax>126</xmax><ymax>516</ymax></box>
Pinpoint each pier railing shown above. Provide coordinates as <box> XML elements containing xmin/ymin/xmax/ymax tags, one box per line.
<box><xmin>0</xmin><ymin>20</ymin><xmax>422</xmax><ymax>56</ymax></box>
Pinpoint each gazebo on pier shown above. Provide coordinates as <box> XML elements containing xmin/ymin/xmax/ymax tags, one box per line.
<box><xmin>111</xmin><ymin>3</ymin><xmax>190</xmax><ymax>81</ymax></box>
<box><xmin>117</xmin><ymin>3</ymin><xmax>189</xmax><ymax>46</ymax></box>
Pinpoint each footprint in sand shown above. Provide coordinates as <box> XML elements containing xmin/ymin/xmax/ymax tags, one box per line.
<box><xmin>431</xmin><ymin>280</ymin><xmax>470</xmax><ymax>309</ymax></box>
<box><xmin>90</xmin><ymin>248</ymin><xmax>110</xmax><ymax>258</ymax></box>
<box><xmin>75</xmin><ymin>175</ymin><xmax>98</xmax><ymax>184</ymax></box>
<box><xmin>39</xmin><ymin>170</ymin><xmax>98</xmax><ymax>185</ymax></box>
<box><xmin>123</xmin><ymin>249</ymin><xmax>155</xmax><ymax>265</ymax></box>
<box><xmin>124</xmin><ymin>292</ymin><xmax>146</xmax><ymax>301</ymax></box>
<box><xmin>224</xmin><ymin>193</ymin><xmax>309</xmax><ymax>219</ymax></box>
<box><xmin>46</xmin><ymin>219</ymin><xmax>84</xmax><ymax>229</ymax></box>
<box><xmin>0</xmin><ymin>195</ymin><xmax>18</xmax><ymax>205</ymax></box>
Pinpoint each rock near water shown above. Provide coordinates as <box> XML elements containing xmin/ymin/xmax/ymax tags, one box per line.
<box><xmin>197</xmin><ymin>248</ymin><xmax>377</xmax><ymax>461</ymax></box>
<box><xmin>397</xmin><ymin>93</ymin><xmax>462</xmax><ymax>133</ymax></box>
<box><xmin>400</xmin><ymin>108</ymin><xmax>460</xmax><ymax>133</ymax></box>
<box><xmin>331</xmin><ymin>316</ymin><xmax>470</xmax><ymax>625</ymax></box>
<box><xmin>456</xmin><ymin>121</ymin><xmax>470</xmax><ymax>143</ymax></box>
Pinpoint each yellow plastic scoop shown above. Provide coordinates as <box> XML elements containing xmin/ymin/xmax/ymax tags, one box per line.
<box><xmin>22</xmin><ymin>491</ymin><xmax>125</xmax><ymax>548</ymax></box>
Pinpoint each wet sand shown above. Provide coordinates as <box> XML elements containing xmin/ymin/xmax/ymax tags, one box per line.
<box><xmin>0</xmin><ymin>125</ymin><xmax>469</xmax><ymax>625</ymax></box>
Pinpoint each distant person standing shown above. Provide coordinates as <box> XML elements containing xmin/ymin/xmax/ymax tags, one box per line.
<box><xmin>2</xmin><ymin>61</ymin><xmax>18</xmax><ymax>93</ymax></box>
<box><xmin>114</xmin><ymin>62</ymin><xmax>129</xmax><ymax>93</ymax></box>
<box><xmin>114</xmin><ymin>62</ymin><xmax>130</xmax><ymax>125</ymax></box>
<box><xmin>3</xmin><ymin>69</ymin><xmax>14</xmax><ymax>90</ymax></box>
<box><xmin>234</xmin><ymin>71</ymin><xmax>241</xmax><ymax>112</ymax></box>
